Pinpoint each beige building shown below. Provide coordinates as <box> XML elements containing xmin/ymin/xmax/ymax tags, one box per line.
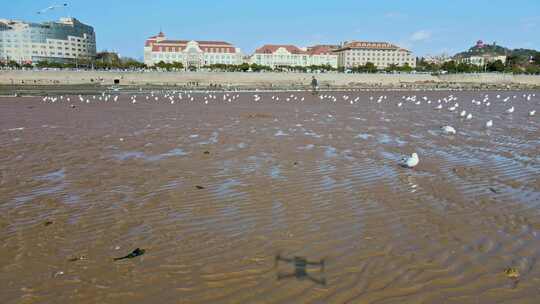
<box><xmin>144</xmin><ymin>32</ymin><xmax>243</xmax><ymax>68</ymax></box>
<box><xmin>333</xmin><ymin>41</ymin><xmax>415</xmax><ymax>69</ymax></box>
<box><xmin>250</xmin><ymin>44</ymin><xmax>338</xmax><ymax>68</ymax></box>
<box><xmin>306</xmin><ymin>45</ymin><xmax>339</xmax><ymax>67</ymax></box>
<box><xmin>423</xmin><ymin>53</ymin><xmax>452</xmax><ymax>65</ymax></box>
<box><xmin>0</xmin><ymin>17</ymin><xmax>96</xmax><ymax>64</ymax></box>
<box><xmin>457</xmin><ymin>55</ymin><xmax>507</xmax><ymax>66</ymax></box>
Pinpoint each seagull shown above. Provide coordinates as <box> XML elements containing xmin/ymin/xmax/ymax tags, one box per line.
<box><xmin>506</xmin><ymin>106</ymin><xmax>514</xmax><ymax>114</ymax></box>
<box><xmin>460</xmin><ymin>110</ymin><xmax>467</xmax><ymax>117</ymax></box>
<box><xmin>486</xmin><ymin>120</ymin><xmax>493</xmax><ymax>128</ymax></box>
<box><xmin>466</xmin><ymin>113</ymin><xmax>472</xmax><ymax>120</ymax></box>
<box><xmin>401</xmin><ymin>153</ymin><xmax>419</xmax><ymax>168</ymax></box>
<box><xmin>37</xmin><ymin>3</ymin><xmax>67</xmax><ymax>15</ymax></box>
<box><xmin>529</xmin><ymin>110</ymin><xmax>536</xmax><ymax>116</ymax></box>
<box><xmin>441</xmin><ymin>125</ymin><xmax>456</xmax><ymax>135</ymax></box>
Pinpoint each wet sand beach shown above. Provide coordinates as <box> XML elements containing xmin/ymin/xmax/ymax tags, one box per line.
<box><xmin>1</xmin><ymin>90</ymin><xmax>539</xmax><ymax>303</ymax></box>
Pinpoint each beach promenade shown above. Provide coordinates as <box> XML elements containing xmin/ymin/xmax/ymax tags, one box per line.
<box><xmin>1</xmin><ymin>70</ymin><xmax>540</xmax><ymax>90</ymax></box>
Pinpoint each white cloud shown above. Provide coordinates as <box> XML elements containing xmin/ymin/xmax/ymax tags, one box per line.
<box><xmin>410</xmin><ymin>30</ymin><xmax>432</xmax><ymax>42</ymax></box>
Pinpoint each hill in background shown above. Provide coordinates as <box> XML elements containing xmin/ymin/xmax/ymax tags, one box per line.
<box><xmin>455</xmin><ymin>40</ymin><xmax>538</xmax><ymax>65</ymax></box>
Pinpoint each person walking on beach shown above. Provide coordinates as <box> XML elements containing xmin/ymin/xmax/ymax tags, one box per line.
<box><xmin>311</xmin><ymin>76</ymin><xmax>318</xmax><ymax>95</ymax></box>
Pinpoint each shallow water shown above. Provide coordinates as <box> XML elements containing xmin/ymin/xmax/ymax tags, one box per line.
<box><xmin>0</xmin><ymin>90</ymin><xmax>539</xmax><ymax>303</ymax></box>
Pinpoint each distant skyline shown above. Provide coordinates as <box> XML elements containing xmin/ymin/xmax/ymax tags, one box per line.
<box><xmin>4</xmin><ymin>0</ymin><xmax>540</xmax><ymax>60</ymax></box>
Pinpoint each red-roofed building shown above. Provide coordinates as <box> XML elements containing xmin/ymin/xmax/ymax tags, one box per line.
<box><xmin>143</xmin><ymin>32</ymin><xmax>243</xmax><ymax>68</ymax></box>
<box><xmin>333</xmin><ymin>40</ymin><xmax>415</xmax><ymax>69</ymax></box>
<box><xmin>306</xmin><ymin>45</ymin><xmax>339</xmax><ymax>67</ymax></box>
<box><xmin>250</xmin><ymin>44</ymin><xmax>338</xmax><ymax>68</ymax></box>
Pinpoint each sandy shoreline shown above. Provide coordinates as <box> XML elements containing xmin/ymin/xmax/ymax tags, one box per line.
<box><xmin>1</xmin><ymin>90</ymin><xmax>539</xmax><ymax>303</ymax></box>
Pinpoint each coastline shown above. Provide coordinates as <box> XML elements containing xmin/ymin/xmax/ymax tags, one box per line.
<box><xmin>0</xmin><ymin>71</ymin><xmax>539</xmax><ymax>95</ymax></box>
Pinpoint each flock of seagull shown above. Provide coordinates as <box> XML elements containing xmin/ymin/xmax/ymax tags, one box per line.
<box><xmin>40</xmin><ymin>90</ymin><xmax>537</xmax><ymax>169</ymax></box>
<box><xmin>392</xmin><ymin>92</ymin><xmax>536</xmax><ymax>167</ymax></box>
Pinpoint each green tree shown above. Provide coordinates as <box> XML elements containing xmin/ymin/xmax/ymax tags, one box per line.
<box><xmin>456</xmin><ymin>63</ymin><xmax>472</xmax><ymax>73</ymax></box>
<box><xmin>505</xmin><ymin>55</ymin><xmax>521</xmax><ymax>68</ymax></box>
<box><xmin>250</xmin><ymin>64</ymin><xmax>262</xmax><ymax>72</ymax></box>
<box><xmin>250</xmin><ymin>63</ymin><xmax>272</xmax><ymax>72</ymax></box>
<box><xmin>441</xmin><ymin>60</ymin><xmax>457</xmax><ymax>73</ymax></box>
<box><xmin>327</xmin><ymin>64</ymin><xmax>336</xmax><ymax>71</ymax></box>
<box><xmin>352</xmin><ymin>62</ymin><xmax>377</xmax><ymax>73</ymax></box>
<box><xmin>487</xmin><ymin>60</ymin><xmax>505</xmax><ymax>72</ymax></box>
<box><xmin>170</xmin><ymin>62</ymin><xmax>184</xmax><ymax>70</ymax></box>
<box><xmin>511</xmin><ymin>65</ymin><xmax>523</xmax><ymax>74</ymax></box>
<box><xmin>124</xmin><ymin>59</ymin><xmax>146</xmax><ymax>69</ymax></box>
<box><xmin>155</xmin><ymin>60</ymin><xmax>173</xmax><ymax>71</ymax></box>
<box><xmin>36</xmin><ymin>61</ymin><xmax>49</xmax><ymax>68</ymax></box>
<box><xmin>7</xmin><ymin>60</ymin><xmax>20</xmax><ymax>68</ymax></box>
<box><xmin>415</xmin><ymin>57</ymin><xmax>443</xmax><ymax>73</ymax></box>
<box><xmin>385</xmin><ymin>64</ymin><xmax>398</xmax><ymax>72</ymax></box>
<box><xmin>365</xmin><ymin>62</ymin><xmax>377</xmax><ymax>73</ymax></box>
<box><xmin>400</xmin><ymin>63</ymin><xmax>413</xmax><ymax>73</ymax></box>
<box><xmin>291</xmin><ymin>65</ymin><xmax>307</xmax><ymax>72</ymax></box>
<box><xmin>525</xmin><ymin>65</ymin><xmax>539</xmax><ymax>74</ymax></box>
<box><xmin>95</xmin><ymin>61</ymin><xmax>109</xmax><ymax>69</ymax></box>
<box><xmin>534</xmin><ymin>53</ymin><xmax>540</xmax><ymax>66</ymax></box>
<box><xmin>239</xmin><ymin>62</ymin><xmax>250</xmax><ymax>72</ymax></box>
<box><xmin>308</xmin><ymin>65</ymin><xmax>329</xmax><ymax>72</ymax></box>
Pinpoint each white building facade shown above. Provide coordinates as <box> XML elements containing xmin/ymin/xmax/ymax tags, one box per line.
<box><xmin>334</xmin><ymin>41</ymin><xmax>415</xmax><ymax>69</ymax></box>
<box><xmin>0</xmin><ymin>17</ymin><xmax>96</xmax><ymax>64</ymax></box>
<box><xmin>457</xmin><ymin>55</ymin><xmax>507</xmax><ymax>66</ymax></box>
<box><xmin>250</xmin><ymin>45</ymin><xmax>308</xmax><ymax>67</ymax></box>
<box><xmin>306</xmin><ymin>45</ymin><xmax>339</xmax><ymax>67</ymax></box>
<box><xmin>144</xmin><ymin>32</ymin><xmax>243</xmax><ymax>68</ymax></box>
<box><xmin>250</xmin><ymin>44</ymin><xmax>338</xmax><ymax>68</ymax></box>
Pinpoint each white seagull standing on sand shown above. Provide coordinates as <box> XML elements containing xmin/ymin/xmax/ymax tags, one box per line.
<box><xmin>506</xmin><ymin>106</ymin><xmax>514</xmax><ymax>114</ymax></box>
<box><xmin>529</xmin><ymin>110</ymin><xmax>536</xmax><ymax>116</ymax></box>
<box><xmin>441</xmin><ymin>125</ymin><xmax>457</xmax><ymax>135</ymax></box>
<box><xmin>486</xmin><ymin>120</ymin><xmax>493</xmax><ymax>128</ymax></box>
<box><xmin>401</xmin><ymin>153</ymin><xmax>419</xmax><ymax>168</ymax></box>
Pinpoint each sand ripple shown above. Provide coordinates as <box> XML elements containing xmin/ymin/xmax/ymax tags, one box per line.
<box><xmin>0</xmin><ymin>90</ymin><xmax>539</xmax><ymax>303</ymax></box>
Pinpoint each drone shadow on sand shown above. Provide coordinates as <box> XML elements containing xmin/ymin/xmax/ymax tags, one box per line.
<box><xmin>274</xmin><ymin>253</ymin><xmax>327</xmax><ymax>286</ymax></box>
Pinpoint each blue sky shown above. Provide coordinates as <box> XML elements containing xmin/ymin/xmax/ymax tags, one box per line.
<box><xmin>4</xmin><ymin>0</ymin><xmax>540</xmax><ymax>60</ymax></box>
